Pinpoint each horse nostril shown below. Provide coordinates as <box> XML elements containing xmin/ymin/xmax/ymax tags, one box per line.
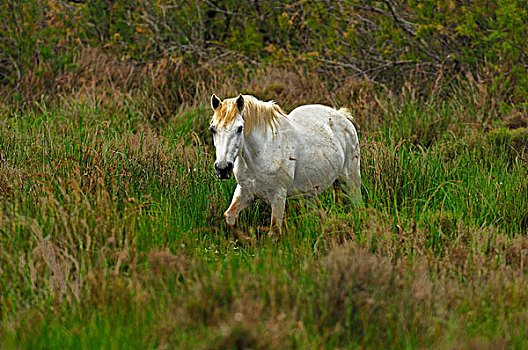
<box><xmin>226</xmin><ymin>162</ymin><xmax>233</xmax><ymax>170</ymax></box>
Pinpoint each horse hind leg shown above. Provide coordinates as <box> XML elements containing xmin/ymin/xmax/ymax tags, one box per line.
<box><xmin>269</xmin><ymin>189</ymin><xmax>287</xmax><ymax>237</ymax></box>
<box><xmin>338</xmin><ymin>154</ymin><xmax>362</xmax><ymax>207</ymax></box>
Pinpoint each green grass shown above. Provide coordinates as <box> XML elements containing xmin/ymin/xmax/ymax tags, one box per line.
<box><xmin>1</xmin><ymin>95</ymin><xmax>527</xmax><ymax>349</ymax></box>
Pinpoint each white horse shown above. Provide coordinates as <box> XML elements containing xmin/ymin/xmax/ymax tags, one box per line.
<box><xmin>209</xmin><ymin>94</ymin><xmax>361</xmax><ymax>236</ymax></box>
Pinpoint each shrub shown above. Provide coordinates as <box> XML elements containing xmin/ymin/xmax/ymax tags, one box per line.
<box><xmin>487</xmin><ymin>127</ymin><xmax>528</xmax><ymax>154</ymax></box>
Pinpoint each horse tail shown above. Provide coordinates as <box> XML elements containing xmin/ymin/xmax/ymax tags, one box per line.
<box><xmin>337</xmin><ymin>107</ymin><xmax>355</xmax><ymax>123</ymax></box>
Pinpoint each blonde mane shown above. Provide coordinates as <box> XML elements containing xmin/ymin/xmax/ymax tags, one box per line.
<box><xmin>211</xmin><ymin>95</ymin><xmax>286</xmax><ymax>135</ymax></box>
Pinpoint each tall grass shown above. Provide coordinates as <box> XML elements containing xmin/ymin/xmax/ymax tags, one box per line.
<box><xmin>0</xmin><ymin>87</ymin><xmax>527</xmax><ymax>348</ymax></box>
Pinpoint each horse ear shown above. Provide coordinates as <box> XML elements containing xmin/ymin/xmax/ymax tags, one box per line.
<box><xmin>211</xmin><ymin>94</ymin><xmax>221</xmax><ymax>110</ymax></box>
<box><xmin>236</xmin><ymin>94</ymin><xmax>244</xmax><ymax>112</ymax></box>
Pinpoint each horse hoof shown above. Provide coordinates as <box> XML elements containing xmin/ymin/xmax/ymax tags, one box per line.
<box><xmin>232</xmin><ymin>227</ymin><xmax>252</xmax><ymax>243</ymax></box>
<box><xmin>267</xmin><ymin>228</ymin><xmax>281</xmax><ymax>239</ymax></box>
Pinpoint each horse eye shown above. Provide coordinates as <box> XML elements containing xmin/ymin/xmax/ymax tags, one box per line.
<box><xmin>209</xmin><ymin>125</ymin><xmax>216</xmax><ymax>134</ymax></box>
<box><xmin>236</xmin><ymin>126</ymin><xmax>243</xmax><ymax>134</ymax></box>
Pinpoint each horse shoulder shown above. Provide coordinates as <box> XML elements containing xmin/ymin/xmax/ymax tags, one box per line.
<box><xmin>235</xmin><ymin>130</ymin><xmax>295</xmax><ymax>193</ymax></box>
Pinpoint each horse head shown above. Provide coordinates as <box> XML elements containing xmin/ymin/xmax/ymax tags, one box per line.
<box><xmin>209</xmin><ymin>94</ymin><xmax>245</xmax><ymax>179</ymax></box>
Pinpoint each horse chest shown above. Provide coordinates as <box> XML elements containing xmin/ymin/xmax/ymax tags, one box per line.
<box><xmin>235</xmin><ymin>153</ymin><xmax>293</xmax><ymax>197</ymax></box>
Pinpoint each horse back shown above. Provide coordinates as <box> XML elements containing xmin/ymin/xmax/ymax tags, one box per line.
<box><xmin>287</xmin><ymin>104</ymin><xmax>357</xmax><ymax>141</ymax></box>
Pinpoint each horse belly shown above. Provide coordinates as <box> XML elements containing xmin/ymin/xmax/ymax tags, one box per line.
<box><xmin>290</xmin><ymin>138</ymin><xmax>345</xmax><ymax>196</ymax></box>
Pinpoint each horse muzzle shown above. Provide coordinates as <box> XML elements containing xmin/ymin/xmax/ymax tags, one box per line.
<box><xmin>214</xmin><ymin>161</ymin><xmax>233</xmax><ymax>180</ymax></box>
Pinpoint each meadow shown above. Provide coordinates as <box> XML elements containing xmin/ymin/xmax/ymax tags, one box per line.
<box><xmin>0</xmin><ymin>71</ymin><xmax>527</xmax><ymax>348</ymax></box>
<box><xmin>1</xmin><ymin>1</ymin><xmax>528</xmax><ymax>348</ymax></box>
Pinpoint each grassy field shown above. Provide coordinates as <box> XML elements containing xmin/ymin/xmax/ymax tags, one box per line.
<box><xmin>0</xmin><ymin>84</ymin><xmax>527</xmax><ymax>349</ymax></box>
<box><xmin>1</xmin><ymin>0</ymin><xmax>527</xmax><ymax>348</ymax></box>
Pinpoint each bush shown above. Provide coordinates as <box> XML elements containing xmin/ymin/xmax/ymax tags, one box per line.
<box><xmin>487</xmin><ymin>127</ymin><xmax>528</xmax><ymax>154</ymax></box>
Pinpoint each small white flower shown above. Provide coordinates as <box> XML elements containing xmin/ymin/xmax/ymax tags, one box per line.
<box><xmin>234</xmin><ymin>312</ymin><xmax>244</xmax><ymax>322</ymax></box>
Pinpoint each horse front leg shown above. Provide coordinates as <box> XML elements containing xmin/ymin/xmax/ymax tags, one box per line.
<box><xmin>269</xmin><ymin>189</ymin><xmax>287</xmax><ymax>237</ymax></box>
<box><xmin>224</xmin><ymin>185</ymin><xmax>254</xmax><ymax>241</ymax></box>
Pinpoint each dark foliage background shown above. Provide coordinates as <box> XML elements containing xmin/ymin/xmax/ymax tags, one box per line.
<box><xmin>1</xmin><ymin>0</ymin><xmax>527</xmax><ymax>112</ymax></box>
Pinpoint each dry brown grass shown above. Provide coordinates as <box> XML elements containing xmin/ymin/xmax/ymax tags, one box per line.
<box><xmin>11</xmin><ymin>46</ymin><xmax>386</xmax><ymax>125</ymax></box>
